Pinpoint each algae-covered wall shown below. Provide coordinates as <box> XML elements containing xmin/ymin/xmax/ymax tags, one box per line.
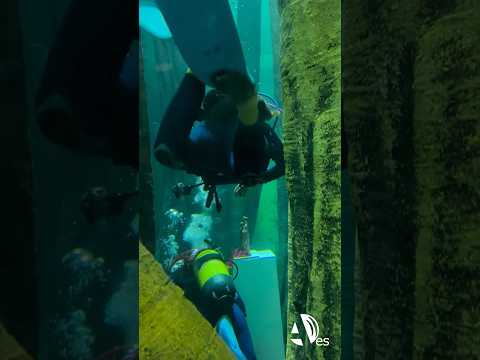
<box><xmin>413</xmin><ymin>4</ymin><xmax>480</xmax><ymax>357</ymax></box>
<box><xmin>279</xmin><ymin>1</ymin><xmax>341</xmax><ymax>359</ymax></box>
<box><xmin>139</xmin><ymin>243</ymin><xmax>235</xmax><ymax>359</ymax></box>
<box><xmin>342</xmin><ymin>1</ymin><xmax>418</xmax><ymax>358</ymax></box>
<box><xmin>343</xmin><ymin>0</ymin><xmax>480</xmax><ymax>358</ymax></box>
<box><xmin>0</xmin><ymin>324</ymin><xmax>33</xmax><ymax>360</ymax></box>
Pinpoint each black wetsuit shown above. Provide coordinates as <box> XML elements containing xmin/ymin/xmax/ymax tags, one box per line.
<box><xmin>35</xmin><ymin>0</ymin><xmax>139</xmax><ymax>169</ymax></box>
<box><xmin>154</xmin><ymin>74</ymin><xmax>285</xmax><ymax>186</ymax></box>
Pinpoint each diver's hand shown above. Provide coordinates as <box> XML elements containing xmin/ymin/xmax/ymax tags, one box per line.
<box><xmin>240</xmin><ymin>173</ymin><xmax>265</xmax><ymax>187</ymax></box>
<box><xmin>234</xmin><ymin>184</ymin><xmax>249</xmax><ymax>197</ymax></box>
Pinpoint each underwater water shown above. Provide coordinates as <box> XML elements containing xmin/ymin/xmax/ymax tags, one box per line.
<box><xmin>21</xmin><ymin>0</ymin><xmax>140</xmax><ymax>358</ymax></box>
<box><xmin>141</xmin><ymin>0</ymin><xmax>288</xmax><ymax>359</ymax></box>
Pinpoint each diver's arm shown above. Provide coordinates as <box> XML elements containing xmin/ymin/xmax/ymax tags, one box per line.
<box><xmin>258</xmin><ymin>127</ymin><xmax>285</xmax><ymax>183</ymax></box>
<box><xmin>236</xmin><ymin>127</ymin><xmax>284</xmax><ymax>188</ymax></box>
<box><xmin>260</xmin><ymin>159</ymin><xmax>284</xmax><ymax>183</ymax></box>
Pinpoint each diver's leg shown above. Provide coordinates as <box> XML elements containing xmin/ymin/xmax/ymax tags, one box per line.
<box><xmin>234</xmin><ymin>124</ymin><xmax>267</xmax><ymax>176</ymax></box>
<box><xmin>154</xmin><ymin>73</ymin><xmax>205</xmax><ymax>167</ymax></box>
<box><xmin>216</xmin><ymin>316</ymin><xmax>247</xmax><ymax>360</ymax></box>
<box><xmin>35</xmin><ymin>0</ymin><xmax>137</xmax><ymax>155</ymax></box>
<box><xmin>231</xmin><ymin>300</ymin><xmax>257</xmax><ymax>360</ymax></box>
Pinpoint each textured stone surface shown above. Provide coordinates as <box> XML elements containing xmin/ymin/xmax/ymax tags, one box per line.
<box><xmin>139</xmin><ymin>243</ymin><xmax>234</xmax><ymax>359</ymax></box>
<box><xmin>413</xmin><ymin>3</ymin><xmax>480</xmax><ymax>358</ymax></box>
<box><xmin>343</xmin><ymin>0</ymin><xmax>480</xmax><ymax>358</ymax></box>
<box><xmin>342</xmin><ymin>1</ymin><xmax>419</xmax><ymax>358</ymax></box>
<box><xmin>0</xmin><ymin>324</ymin><xmax>33</xmax><ymax>360</ymax></box>
<box><xmin>280</xmin><ymin>1</ymin><xmax>341</xmax><ymax>359</ymax></box>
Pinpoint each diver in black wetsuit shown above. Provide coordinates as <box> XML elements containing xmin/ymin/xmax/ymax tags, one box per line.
<box><xmin>154</xmin><ymin>71</ymin><xmax>285</xmax><ymax>203</ymax></box>
<box><xmin>169</xmin><ymin>245</ymin><xmax>257</xmax><ymax>360</ymax></box>
<box><xmin>35</xmin><ymin>0</ymin><xmax>139</xmax><ymax>170</ymax></box>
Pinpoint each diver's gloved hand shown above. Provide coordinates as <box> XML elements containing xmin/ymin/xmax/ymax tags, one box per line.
<box><xmin>234</xmin><ymin>184</ymin><xmax>248</xmax><ymax>197</ymax></box>
<box><xmin>36</xmin><ymin>92</ymin><xmax>81</xmax><ymax>149</ymax></box>
<box><xmin>239</xmin><ymin>173</ymin><xmax>265</xmax><ymax>187</ymax></box>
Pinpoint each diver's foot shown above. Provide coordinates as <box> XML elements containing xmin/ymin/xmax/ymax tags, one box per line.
<box><xmin>36</xmin><ymin>93</ymin><xmax>80</xmax><ymax>148</ymax></box>
<box><xmin>185</xmin><ymin>67</ymin><xmax>201</xmax><ymax>82</ymax></box>
<box><xmin>154</xmin><ymin>143</ymin><xmax>185</xmax><ymax>169</ymax></box>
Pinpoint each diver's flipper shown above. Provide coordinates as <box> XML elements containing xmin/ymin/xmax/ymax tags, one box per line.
<box><xmin>154</xmin><ymin>0</ymin><xmax>247</xmax><ymax>86</ymax></box>
<box><xmin>139</xmin><ymin>0</ymin><xmax>172</xmax><ymax>39</ymax></box>
<box><xmin>154</xmin><ymin>143</ymin><xmax>185</xmax><ymax>170</ymax></box>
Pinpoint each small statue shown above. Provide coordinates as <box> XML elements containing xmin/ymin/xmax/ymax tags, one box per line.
<box><xmin>232</xmin><ymin>216</ymin><xmax>251</xmax><ymax>258</ymax></box>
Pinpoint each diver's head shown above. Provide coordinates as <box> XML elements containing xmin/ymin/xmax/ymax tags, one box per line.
<box><xmin>203</xmin><ymin>90</ymin><xmax>276</xmax><ymax>126</ymax></box>
<box><xmin>202</xmin><ymin>90</ymin><xmax>238</xmax><ymax>123</ymax></box>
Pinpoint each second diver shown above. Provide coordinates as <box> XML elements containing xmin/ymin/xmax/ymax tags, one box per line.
<box><xmin>154</xmin><ymin>70</ymin><xmax>285</xmax><ymax>210</ymax></box>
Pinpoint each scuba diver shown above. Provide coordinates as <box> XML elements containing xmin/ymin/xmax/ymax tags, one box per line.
<box><xmin>154</xmin><ymin>70</ymin><xmax>285</xmax><ymax>210</ymax></box>
<box><xmin>169</xmin><ymin>238</ymin><xmax>256</xmax><ymax>360</ymax></box>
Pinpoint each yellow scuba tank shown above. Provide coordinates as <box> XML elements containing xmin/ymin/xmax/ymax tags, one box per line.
<box><xmin>193</xmin><ymin>249</ymin><xmax>236</xmax><ymax>306</ymax></box>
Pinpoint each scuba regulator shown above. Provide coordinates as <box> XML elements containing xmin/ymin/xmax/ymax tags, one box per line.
<box><xmin>171</xmin><ymin>181</ymin><xmax>222</xmax><ymax>212</ymax></box>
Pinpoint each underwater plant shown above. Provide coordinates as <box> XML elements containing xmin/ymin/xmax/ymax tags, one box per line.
<box><xmin>104</xmin><ymin>260</ymin><xmax>139</xmax><ymax>346</ymax></box>
<box><xmin>61</xmin><ymin>248</ymin><xmax>107</xmax><ymax>300</ymax></box>
<box><xmin>156</xmin><ymin>234</ymin><xmax>179</xmax><ymax>269</ymax></box>
<box><xmin>52</xmin><ymin>310</ymin><xmax>95</xmax><ymax>360</ymax></box>
<box><xmin>164</xmin><ymin>208</ymin><xmax>185</xmax><ymax>230</ymax></box>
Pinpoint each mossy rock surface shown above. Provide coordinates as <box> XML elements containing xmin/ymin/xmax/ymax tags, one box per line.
<box><xmin>139</xmin><ymin>243</ymin><xmax>234</xmax><ymax>360</ymax></box>
<box><xmin>343</xmin><ymin>0</ymin><xmax>480</xmax><ymax>358</ymax></box>
<box><xmin>0</xmin><ymin>324</ymin><xmax>33</xmax><ymax>360</ymax></box>
<box><xmin>280</xmin><ymin>0</ymin><xmax>341</xmax><ymax>359</ymax></box>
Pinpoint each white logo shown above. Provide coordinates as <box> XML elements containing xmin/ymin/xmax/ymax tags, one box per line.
<box><xmin>290</xmin><ymin>314</ymin><xmax>330</xmax><ymax>347</ymax></box>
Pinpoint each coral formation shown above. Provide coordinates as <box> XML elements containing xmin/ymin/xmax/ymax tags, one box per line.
<box><xmin>164</xmin><ymin>208</ymin><xmax>185</xmax><ymax>230</ymax></box>
<box><xmin>61</xmin><ymin>248</ymin><xmax>107</xmax><ymax>300</ymax></box>
<box><xmin>104</xmin><ymin>260</ymin><xmax>139</xmax><ymax>346</ymax></box>
<box><xmin>156</xmin><ymin>234</ymin><xmax>179</xmax><ymax>268</ymax></box>
<box><xmin>52</xmin><ymin>310</ymin><xmax>95</xmax><ymax>360</ymax></box>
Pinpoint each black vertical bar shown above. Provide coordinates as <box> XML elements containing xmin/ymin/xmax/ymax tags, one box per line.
<box><xmin>1</xmin><ymin>0</ymin><xmax>37</xmax><ymax>356</ymax></box>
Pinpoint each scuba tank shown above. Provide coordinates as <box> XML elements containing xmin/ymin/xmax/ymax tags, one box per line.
<box><xmin>192</xmin><ymin>249</ymin><xmax>236</xmax><ymax>308</ymax></box>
